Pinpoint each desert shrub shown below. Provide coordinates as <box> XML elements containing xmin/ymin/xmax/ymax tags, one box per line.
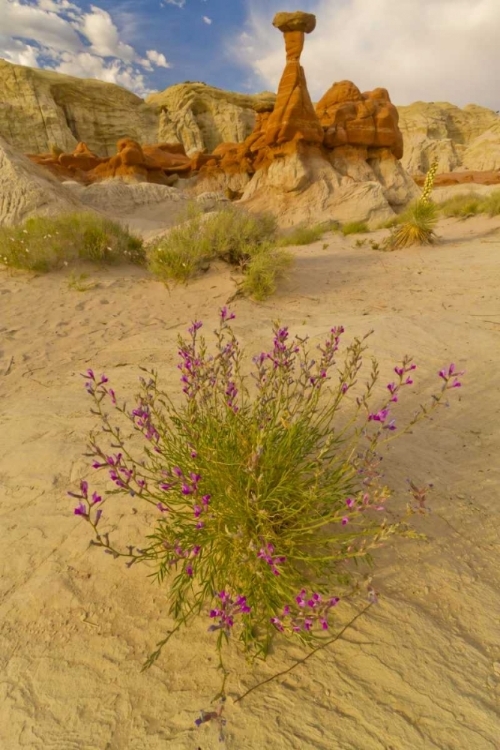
<box><xmin>239</xmin><ymin>243</ymin><xmax>293</xmax><ymax>300</ymax></box>
<box><xmin>72</xmin><ymin>308</ymin><xmax>463</xmax><ymax>709</ymax></box>
<box><xmin>148</xmin><ymin>205</ymin><xmax>287</xmax><ymax>299</ymax></box>
<box><xmin>341</xmin><ymin>221</ymin><xmax>369</xmax><ymax>236</ymax></box>
<box><xmin>276</xmin><ymin>222</ymin><xmax>335</xmax><ymax>247</ymax></box>
<box><xmin>482</xmin><ymin>189</ymin><xmax>500</xmax><ymax>216</ymax></box>
<box><xmin>437</xmin><ymin>194</ymin><xmax>484</xmax><ymax>218</ymax></box>
<box><xmin>0</xmin><ymin>212</ymin><xmax>145</xmax><ymax>272</ymax></box>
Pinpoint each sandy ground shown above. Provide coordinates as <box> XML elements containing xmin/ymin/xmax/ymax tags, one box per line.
<box><xmin>1</xmin><ymin>215</ymin><xmax>500</xmax><ymax>750</ymax></box>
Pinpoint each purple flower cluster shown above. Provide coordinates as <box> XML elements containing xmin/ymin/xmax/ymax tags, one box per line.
<box><xmin>439</xmin><ymin>363</ymin><xmax>464</xmax><ymax>389</ymax></box>
<box><xmin>92</xmin><ymin>450</ymin><xmax>147</xmax><ymax>493</ymax></box>
<box><xmin>131</xmin><ymin>402</ymin><xmax>160</xmax><ymax>444</ymax></box>
<box><xmin>177</xmin><ymin>308</ymin><xmax>240</xmax><ymax>412</ymax></box>
<box><xmin>208</xmin><ymin>591</ymin><xmax>251</xmax><ymax>633</ymax></box>
<box><xmin>257</xmin><ymin>542</ymin><xmax>286</xmax><ymax>576</ymax></box>
<box><xmin>367</xmin><ymin>360</ymin><xmax>418</xmax><ymax>431</ymax></box>
<box><xmin>158</xmin><ymin>465</ymin><xmax>210</xmax><ymax>528</ymax></box>
<box><xmin>68</xmin><ymin>479</ymin><xmax>102</xmax><ymax>524</ymax></box>
<box><xmin>270</xmin><ymin>589</ymin><xmax>340</xmax><ymax>633</ymax></box>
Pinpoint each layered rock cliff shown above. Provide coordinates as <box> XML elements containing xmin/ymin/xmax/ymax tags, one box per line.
<box><xmin>146</xmin><ymin>83</ymin><xmax>276</xmax><ymax>155</ymax></box>
<box><xmin>0</xmin><ymin>59</ymin><xmax>157</xmax><ymax>156</ymax></box>
<box><xmin>398</xmin><ymin>102</ymin><xmax>500</xmax><ymax>174</ymax></box>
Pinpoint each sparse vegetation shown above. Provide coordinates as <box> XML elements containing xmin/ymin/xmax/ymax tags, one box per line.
<box><xmin>437</xmin><ymin>189</ymin><xmax>500</xmax><ymax>218</ymax></box>
<box><xmin>341</xmin><ymin>221</ymin><xmax>370</xmax><ymax>236</ymax></box>
<box><xmin>276</xmin><ymin>221</ymin><xmax>338</xmax><ymax>247</ymax></box>
<box><xmin>0</xmin><ymin>213</ymin><xmax>145</xmax><ymax>272</ymax></box>
<box><xmin>437</xmin><ymin>194</ymin><xmax>483</xmax><ymax>218</ymax></box>
<box><xmin>148</xmin><ymin>205</ymin><xmax>291</xmax><ymax>300</ymax></box>
<box><xmin>238</xmin><ymin>242</ymin><xmax>293</xmax><ymax>300</ymax></box>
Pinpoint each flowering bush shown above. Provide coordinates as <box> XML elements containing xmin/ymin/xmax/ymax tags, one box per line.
<box><xmin>71</xmin><ymin>308</ymin><xmax>463</xmax><ymax>700</ymax></box>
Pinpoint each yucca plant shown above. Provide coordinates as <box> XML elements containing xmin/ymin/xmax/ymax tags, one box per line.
<box><xmin>385</xmin><ymin>160</ymin><xmax>439</xmax><ymax>250</ymax></box>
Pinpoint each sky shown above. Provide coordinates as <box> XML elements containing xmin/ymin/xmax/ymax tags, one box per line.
<box><xmin>1</xmin><ymin>0</ymin><xmax>499</xmax><ymax>110</ymax></box>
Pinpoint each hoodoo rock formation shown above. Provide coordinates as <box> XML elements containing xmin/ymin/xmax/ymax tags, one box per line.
<box><xmin>193</xmin><ymin>10</ymin><xmax>418</xmax><ymax>226</ymax></box>
<box><xmin>264</xmin><ymin>12</ymin><xmax>324</xmax><ymax>147</ymax></box>
<box><xmin>14</xmin><ymin>10</ymin><xmax>421</xmax><ymax>226</ymax></box>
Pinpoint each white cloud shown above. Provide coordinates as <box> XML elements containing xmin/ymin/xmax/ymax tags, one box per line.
<box><xmin>162</xmin><ymin>0</ymin><xmax>185</xmax><ymax>7</ymax></box>
<box><xmin>146</xmin><ymin>49</ymin><xmax>170</xmax><ymax>68</ymax></box>
<box><xmin>79</xmin><ymin>5</ymin><xmax>136</xmax><ymax>62</ymax></box>
<box><xmin>0</xmin><ymin>0</ymin><xmax>171</xmax><ymax>97</ymax></box>
<box><xmin>234</xmin><ymin>0</ymin><xmax>500</xmax><ymax>110</ymax></box>
<box><xmin>202</xmin><ymin>15</ymin><xmax>212</xmax><ymax>25</ymax></box>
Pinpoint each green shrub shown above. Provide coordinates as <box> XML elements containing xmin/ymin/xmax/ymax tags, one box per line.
<box><xmin>240</xmin><ymin>243</ymin><xmax>293</xmax><ymax>300</ymax></box>
<box><xmin>341</xmin><ymin>221</ymin><xmax>370</xmax><ymax>236</ymax></box>
<box><xmin>148</xmin><ymin>205</ymin><xmax>287</xmax><ymax>300</ymax></box>
<box><xmin>0</xmin><ymin>212</ymin><xmax>145</xmax><ymax>272</ymax></box>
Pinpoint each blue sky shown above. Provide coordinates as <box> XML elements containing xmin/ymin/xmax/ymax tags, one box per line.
<box><xmin>1</xmin><ymin>0</ymin><xmax>499</xmax><ymax>109</ymax></box>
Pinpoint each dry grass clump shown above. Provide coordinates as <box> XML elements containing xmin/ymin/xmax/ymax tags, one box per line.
<box><xmin>437</xmin><ymin>189</ymin><xmax>500</xmax><ymax>218</ymax></box>
<box><xmin>148</xmin><ymin>205</ymin><xmax>292</xmax><ymax>301</ymax></box>
<box><xmin>276</xmin><ymin>221</ymin><xmax>339</xmax><ymax>247</ymax></box>
<box><xmin>341</xmin><ymin>221</ymin><xmax>370</xmax><ymax>236</ymax></box>
<box><xmin>0</xmin><ymin>213</ymin><xmax>145</xmax><ymax>272</ymax></box>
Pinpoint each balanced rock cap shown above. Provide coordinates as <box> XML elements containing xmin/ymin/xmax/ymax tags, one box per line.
<box><xmin>272</xmin><ymin>11</ymin><xmax>316</xmax><ymax>34</ymax></box>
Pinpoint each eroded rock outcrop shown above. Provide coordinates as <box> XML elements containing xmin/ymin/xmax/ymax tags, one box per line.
<box><xmin>193</xmin><ymin>10</ymin><xmax>418</xmax><ymax>227</ymax></box>
<box><xmin>146</xmin><ymin>83</ymin><xmax>277</xmax><ymax>154</ymax></box>
<box><xmin>27</xmin><ymin>139</ymin><xmax>197</xmax><ymax>185</ymax></box>
<box><xmin>398</xmin><ymin>102</ymin><xmax>500</xmax><ymax>174</ymax></box>
<box><xmin>316</xmin><ymin>82</ymin><xmax>403</xmax><ymax>158</ymax></box>
<box><xmin>0</xmin><ymin>59</ymin><xmax>158</xmax><ymax>156</ymax></box>
<box><xmin>0</xmin><ymin>136</ymin><xmax>84</xmax><ymax>226</ymax></box>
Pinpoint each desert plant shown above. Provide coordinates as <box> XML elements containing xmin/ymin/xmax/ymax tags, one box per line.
<box><xmin>385</xmin><ymin>161</ymin><xmax>439</xmax><ymax>250</ymax></box>
<box><xmin>341</xmin><ymin>221</ymin><xmax>369</xmax><ymax>236</ymax></box>
<box><xmin>0</xmin><ymin>213</ymin><xmax>145</xmax><ymax>272</ymax></box>
<box><xmin>385</xmin><ymin>200</ymin><xmax>439</xmax><ymax>249</ymax></box>
<box><xmin>437</xmin><ymin>194</ymin><xmax>483</xmax><ymax>218</ymax></box>
<box><xmin>482</xmin><ymin>189</ymin><xmax>500</xmax><ymax>217</ymax></box>
<box><xmin>148</xmin><ymin>205</ymin><xmax>286</xmax><ymax>300</ymax></box>
<box><xmin>420</xmin><ymin>159</ymin><xmax>439</xmax><ymax>203</ymax></box>
<box><xmin>71</xmin><ymin>308</ymin><xmax>463</xmax><ymax>709</ymax></box>
<box><xmin>276</xmin><ymin>223</ymin><xmax>327</xmax><ymax>247</ymax></box>
<box><xmin>239</xmin><ymin>243</ymin><xmax>292</xmax><ymax>300</ymax></box>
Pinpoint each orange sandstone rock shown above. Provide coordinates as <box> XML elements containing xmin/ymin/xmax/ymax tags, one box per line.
<box><xmin>316</xmin><ymin>81</ymin><xmax>403</xmax><ymax>159</ymax></box>
<box><xmin>264</xmin><ymin>12</ymin><xmax>324</xmax><ymax>147</ymax></box>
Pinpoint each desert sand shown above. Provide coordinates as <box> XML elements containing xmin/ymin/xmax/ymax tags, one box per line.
<box><xmin>1</xmin><ymin>213</ymin><xmax>500</xmax><ymax>750</ymax></box>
